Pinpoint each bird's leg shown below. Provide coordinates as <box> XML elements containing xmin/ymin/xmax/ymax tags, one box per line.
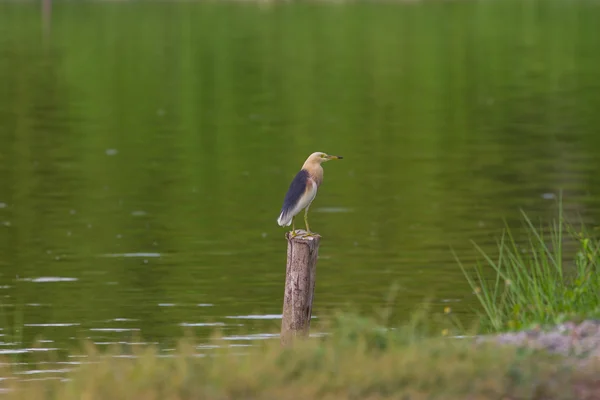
<box><xmin>302</xmin><ymin>206</ymin><xmax>316</xmax><ymax>237</ymax></box>
<box><xmin>290</xmin><ymin>216</ymin><xmax>297</xmax><ymax>237</ymax></box>
<box><xmin>304</xmin><ymin>207</ymin><xmax>310</xmax><ymax>233</ymax></box>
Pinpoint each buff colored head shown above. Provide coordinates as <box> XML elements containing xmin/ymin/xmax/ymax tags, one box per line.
<box><xmin>304</xmin><ymin>152</ymin><xmax>343</xmax><ymax>165</ymax></box>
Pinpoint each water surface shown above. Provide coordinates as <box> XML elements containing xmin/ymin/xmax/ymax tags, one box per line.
<box><xmin>0</xmin><ymin>0</ymin><xmax>600</xmax><ymax>363</ymax></box>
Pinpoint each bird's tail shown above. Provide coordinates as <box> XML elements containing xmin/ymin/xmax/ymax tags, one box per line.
<box><xmin>277</xmin><ymin>211</ymin><xmax>293</xmax><ymax>227</ymax></box>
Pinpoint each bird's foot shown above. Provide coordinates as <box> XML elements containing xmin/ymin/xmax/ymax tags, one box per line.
<box><xmin>290</xmin><ymin>229</ymin><xmax>299</xmax><ymax>238</ymax></box>
<box><xmin>300</xmin><ymin>230</ymin><xmax>317</xmax><ymax>238</ymax></box>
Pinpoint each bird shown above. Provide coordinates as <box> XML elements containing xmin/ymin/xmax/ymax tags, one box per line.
<box><xmin>277</xmin><ymin>152</ymin><xmax>343</xmax><ymax>237</ymax></box>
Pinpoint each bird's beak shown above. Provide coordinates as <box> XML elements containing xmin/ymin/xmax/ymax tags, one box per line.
<box><xmin>327</xmin><ymin>155</ymin><xmax>343</xmax><ymax>160</ymax></box>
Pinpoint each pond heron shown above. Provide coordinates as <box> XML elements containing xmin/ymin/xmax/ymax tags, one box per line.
<box><xmin>277</xmin><ymin>152</ymin><xmax>343</xmax><ymax>237</ymax></box>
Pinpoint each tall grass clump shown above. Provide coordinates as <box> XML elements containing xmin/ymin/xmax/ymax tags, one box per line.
<box><xmin>458</xmin><ymin>203</ymin><xmax>600</xmax><ymax>333</ymax></box>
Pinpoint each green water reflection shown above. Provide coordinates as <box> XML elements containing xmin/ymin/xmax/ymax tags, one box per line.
<box><xmin>0</xmin><ymin>0</ymin><xmax>600</xmax><ymax>352</ymax></box>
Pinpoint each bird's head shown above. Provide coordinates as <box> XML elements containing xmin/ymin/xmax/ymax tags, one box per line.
<box><xmin>308</xmin><ymin>152</ymin><xmax>343</xmax><ymax>164</ymax></box>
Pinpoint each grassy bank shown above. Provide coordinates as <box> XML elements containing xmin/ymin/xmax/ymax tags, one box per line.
<box><xmin>0</xmin><ymin>312</ymin><xmax>598</xmax><ymax>400</ymax></box>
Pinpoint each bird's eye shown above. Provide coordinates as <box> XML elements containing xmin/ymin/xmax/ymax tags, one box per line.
<box><xmin>321</xmin><ymin>154</ymin><xmax>326</xmax><ymax>158</ymax></box>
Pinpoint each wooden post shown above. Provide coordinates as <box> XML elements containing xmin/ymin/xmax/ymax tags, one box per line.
<box><xmin>280</xmin><ymin>230</ymin><xmax>321</xmax><ymax>346</ymax></box>
<box><xmin>42</xmin><ymin>0</ymin><xmax>52</xmax><ymax>38</ymax></box>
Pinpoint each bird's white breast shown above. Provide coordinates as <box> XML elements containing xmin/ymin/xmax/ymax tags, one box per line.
<box><xmin>304</xmin><ymin>179</ymin><xmax>318</xmax><ymax>205</ymax></box>
<box><xmin>290</xmin><ymin>179</ymin><xmax>318</xmax><ymax>217</ymax></box>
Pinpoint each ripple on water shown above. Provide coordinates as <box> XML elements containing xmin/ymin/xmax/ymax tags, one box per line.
<box><xmin>99</xmin><ymin>252</ymin><xmax>161</xmax><ymax>258</ymax></box>
<box><xmin>107</xmin><ymin>318</ymin><xmax>139</xmax><ymax>322</ymax></box>
<box><xmin>93</xmin><ymin>341</ymin><xmax>158</xmax><ymax>346</ymax></box>
<box><xmin>89</xmin><ymin>328</ymin><xmax>140</xmax><ymax>333</ymax></box>
<box><xmin>0</xmin><ymin>348</ymin><xmax>59</xmax><ymax>355</ymax></box>
<box><xmin>225</xmin><ymin>314</ymin><xmax>282</xmax><ymax>320</ymax></box>
<box><xmin>221</xmin><ymin>333</ymin><xmax>280</xmax><ymax>341</ymax></box>
<box><xmin>19</xmin><ymin>277</ymin><xmax>78</xmax><ymax>283</ymax></box>
<box><xmin>180</xmin><ymin>322</ymin><xmax>226</xmax><ymax>327</ymax></box>
<box><xmin>15</xmin><ymin>369</ymin><xmax>73</xmax><ymax>376</ymax></box>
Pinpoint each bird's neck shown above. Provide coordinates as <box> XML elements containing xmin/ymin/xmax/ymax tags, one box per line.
<box><xmin>302</xmin><ymin>161</ymin><xmax>323</xmax><ymax>187</ymax></box>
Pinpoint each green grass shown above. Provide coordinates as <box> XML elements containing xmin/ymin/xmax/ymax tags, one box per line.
<box><xmin>1</xmin><ymin>311</ymin><xmax>599</xmax><ymax>400</ymax></box>
<box><xmin>457</xmin><ymin>200</ymin><xmax>600</xmax><ymax>333</ymax></box>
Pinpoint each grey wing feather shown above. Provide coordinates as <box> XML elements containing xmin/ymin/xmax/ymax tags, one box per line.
<box><xmin>280</xmin><ymin>169</ymin><xmax>309</xmax><ymax>217</ymax></box>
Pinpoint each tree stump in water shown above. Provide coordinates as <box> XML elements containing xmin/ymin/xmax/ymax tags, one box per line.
<box><xmin>280</xmin><ymin>230</ymin><xmax>321</xmax><ymax>347</ymax></box>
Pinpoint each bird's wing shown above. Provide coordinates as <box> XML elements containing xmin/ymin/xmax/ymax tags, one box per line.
<box><xmin>281</xmin><ymin>169</ymin><xmax>310</xmax><ymax>212</ymax></box>
<box><xmin>278</xmin><ymin>169</ymin><xmax>312</xmax><ymax>225</ymax></box>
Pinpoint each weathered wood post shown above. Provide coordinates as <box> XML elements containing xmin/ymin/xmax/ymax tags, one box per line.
<box><xmin>280</xmin><ymin>230</ymin><xmax>321</xmax><ymax>346</ymax></box>
<box><xmin>42</xmin><ymin>0</ymin><xmax>52</xmax><ymax>37</ymax></box>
